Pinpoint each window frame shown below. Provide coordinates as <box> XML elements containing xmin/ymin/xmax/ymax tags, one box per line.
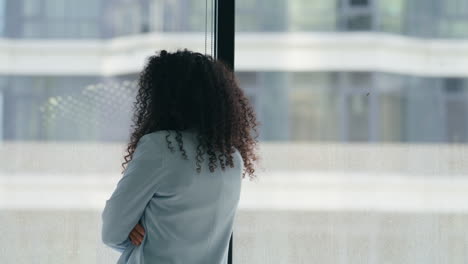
<box><xmin>214</xmin><ymin>0</ymin><xmax>235</xmax><ymax>262</ymax></box>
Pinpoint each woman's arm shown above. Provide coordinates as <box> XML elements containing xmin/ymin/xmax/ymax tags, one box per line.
<box><xmin>101</xmin><ymin>134</ymin><xmax>167</xmax><ymax>251</ymax></box>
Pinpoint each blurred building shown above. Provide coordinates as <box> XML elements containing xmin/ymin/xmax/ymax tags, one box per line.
<box><xmin>2</xmin><ymin>3</ymin><xmax>468</xmax><ymax>263</ymax></box>
<box><xmin>1</xmin><ymin>0</ymin><xmax>468</xmax><ymax>142</ymax></box>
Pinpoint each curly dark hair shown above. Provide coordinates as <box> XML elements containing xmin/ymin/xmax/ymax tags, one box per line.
<box><xmin>121</xmin><ymin>49</ymin><xmax>260</xmax><ymax>179</ymax></box>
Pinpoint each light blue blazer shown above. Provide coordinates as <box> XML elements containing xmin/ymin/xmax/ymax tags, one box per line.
<box><xmin>101</xmin><ymin>130</ymin><xmax>243</xmax><ymax>264</ymax></box>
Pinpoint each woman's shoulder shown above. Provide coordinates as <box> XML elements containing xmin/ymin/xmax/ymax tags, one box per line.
<box><xmin>144</xmin><ymin>129</ymin><xmax>195</xmax><ymax>139</ymax></box>
<box><xmin>141</xmin><ymin>130</ymin><xmax>196</xmax><ymax>146</ymax></box>
<box><xmin>140</xmin><ymin>131</ymin><xmax>168</xmax><ymax>147</ymax></box>
<box><xmin>143</xmin><ymin>130</ymin><xmax>168</xmax><ymax>139</ymax></box>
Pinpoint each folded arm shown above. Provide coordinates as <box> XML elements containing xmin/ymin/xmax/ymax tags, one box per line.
<box><xmin>101</xmin><ymin>134</ymin><xmax>167</xmax><ymax>251</ymax></box>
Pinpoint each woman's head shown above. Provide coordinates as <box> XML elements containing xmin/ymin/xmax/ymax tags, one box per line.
<box><xmin>122</xmin><ymin>49</ymin><xmax>259</xmax><ymax>179</ymax></box>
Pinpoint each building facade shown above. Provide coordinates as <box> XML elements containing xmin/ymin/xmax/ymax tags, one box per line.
<box><xmin>1</xmin><ymin>0</ymin><xmax>468</xmax><ymax>142</ymax></box>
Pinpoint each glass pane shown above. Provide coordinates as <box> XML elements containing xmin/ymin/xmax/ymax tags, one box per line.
<box><xmin>235</xmin><ymin>0</ymin><xmax>468</xmax><ymax>263</ymax></box>
<box><xmin>0</xmin><ymin>1</ymin><xmax>215</xmax><ymax>263</ymax></box>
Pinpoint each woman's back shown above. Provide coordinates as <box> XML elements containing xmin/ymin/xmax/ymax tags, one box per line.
<box><xmin>102</xmin><ymin>130</ymin><xmax>243</xmax><ymax>264</ymax></box>
<box><xmin>102</xmin><ymin>49</ymin><xmax>257</xmax><ymax>264</ymax></box>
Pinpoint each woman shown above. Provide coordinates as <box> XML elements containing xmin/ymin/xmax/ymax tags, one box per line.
<box><xmin>101</xmin><ymin>49</ymin><xmax>259</xmax><ymax>264</ymax></box>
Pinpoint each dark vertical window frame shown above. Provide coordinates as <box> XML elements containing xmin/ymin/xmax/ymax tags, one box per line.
<box><xmin>214</xmin><ymin>0</ymin><xmax>235</xmax><ymax>70</ymax></box>
<box><xmin>214</xmin><ymin>0</ymin><xmax>235</xmax><ymax>263</ymax></box>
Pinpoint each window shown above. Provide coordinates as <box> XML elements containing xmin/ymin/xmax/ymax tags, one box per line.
<box><xmin>23</xmin><ymin>0</ymin><xmax>41</xmax><ymax>17</ymax></box>
<box><xmin>288</xmin><ymin>0</ymin><xmax>337</xmax><ymax>31</ymax></box>
<box><xmin>350</xmin><ymin>0</ymin><xmax>368</xmax><ymax>6</ymax></box>
<box><xmin>3</xmin><ymin>1</ymin><xmax>468</xmax><ymax>263</ymax></box>
<box><xmin>378</xmin><ymin>0</ymin><xmax>404</xmax><ymax>34</ymax></box>
<box><xmin>110</xmin><ymin>1</ymin><xmax>142</xmax><ymax>36</ymax></box>
<box><xmin>439</xmin><ymin>0</ymin><xmax>468</xmax><ymax>38</ymax></box>
<box><xmin>339</xmin><ymin>0</ymin><xmax>374</xmax><ymax>31</ymax></box>
<box><xmin>444</xmin><ymin>78</ymin><xmax>468</xmax><ymax>142</ymax></box>
<box><xmin>234</xmin><ymin>0</ymin><xmax>468</xmax><ymax>262</ymax></box>
<box><xmin>377</xmin><ymin>73</ymin><xmax>405</xmax><ymax>142</ymax></box>
<box><xmin>289</xmin><ymin>72</ymin><xmax>340</xmax><ymax>141</ymax></box>
<box><xmin>0</xmin><ymin>0</ymin><xmax>4</xmax><ymax>35</ymax></box>
<box><xmin>20</xmin><ymin>0</ymin><xmax>102</xmax><ymax>38</ymax></box>
<box><xmin>236</xmin><ymin>0</ymin><xmax>287</xmax><ymax>31</ymax></box>
<box><xmin>1</xmin><ymin>1</ymin><xmax>215</xmax><ymax>263</ymax></box>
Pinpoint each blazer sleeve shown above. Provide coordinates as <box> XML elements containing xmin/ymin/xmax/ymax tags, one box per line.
<box><xmin>101</xmin><ymin>134</ymin><xmax>167</xmax><ymax>251</ymax></box>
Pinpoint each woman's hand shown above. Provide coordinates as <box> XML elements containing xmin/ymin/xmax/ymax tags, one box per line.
<box><xmin>129</xmin><ymin>223</ymin><xmax>145</xmax><ymax>246</ymax></box>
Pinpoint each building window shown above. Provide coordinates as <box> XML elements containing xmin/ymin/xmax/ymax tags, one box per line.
<box><xmin>444</xmin><ymin>78</ymin><xmax>468</xmax><ymax>142</ymax></box>
<box><xmin>23</xmin><ymin>0</ymin><xmax>42</xmax><ymax>17</ymax></box>
<box><xmin>378</xmin><ymin>0</ymin><xmax>404</xmax><ymax>34</ymax></box>
<box><xmin>20</xmin><ymin>0</ymin><xmax>101</xmax><ymax>38</ymax></box>
<box><xmin>339</xmin><ymin>72</ymin><xmax>374</xmax><ymax>141</ymax></box>
<box><xmin>350</xmin><ymin>0</ymin><xmax>369</xmax><ymax>7</ymax></box>
<box><xmin>110</xmin><ymin>2</ymin><xmax>142</xmax><ymax>36</ymax></box>
<box><xmin>288</xmin><ymin>0</ymin><xmax>337</xmax><ymax>31</ymax></box>
<box><xmin>339</xmin><ymin>0</ymin><xmax>374</xmax><ymax>31</ymax></box>
<box><xmin>236</xmin><ymin>0</ymin><xmax>287</xmax><ymax>32</ymax></box>
<box><xmin>439</xmin><ymin>0</ymin><xmax>468</xmax><ymax>38</ymax></box>
<box><xmin>444</xmin><ymin>78</ymin><xmax>464</xmax><ymax>94</ymax></box>
<box><xmin>0</xmin><ymin>0</ymin><xmax>4</xmax><ymax>35</ymax></box>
